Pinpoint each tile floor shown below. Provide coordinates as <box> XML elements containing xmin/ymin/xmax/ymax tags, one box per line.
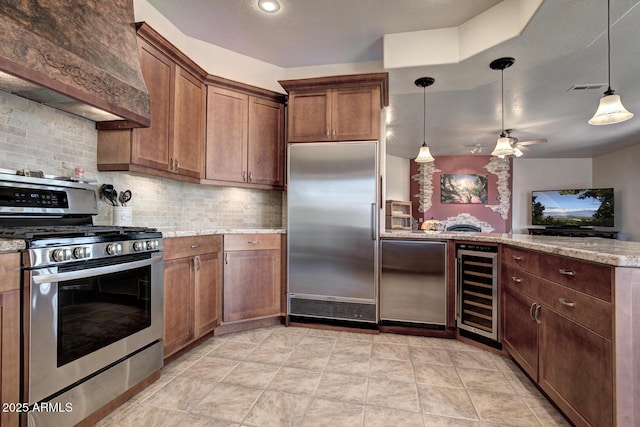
<box><xmin>96</xmin><ymin>325</ymin><xmax>570</xmax><ymax>426</ymax></box>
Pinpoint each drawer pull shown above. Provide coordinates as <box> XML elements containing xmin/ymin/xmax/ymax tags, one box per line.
<box><xmin>559</xmin><ymin>298</ymin><xmax>576</xmax><ymax>308</ymax></box>
<box><xmin>248</xmin><ymin>240</ymin><xmax>260</xmax><ymax>245</ymax></box>
<box><xmin>558</xmin><ymin>269</ymin><xmax>576</xmax><ymax>277</ymax></box>
<box><xmin>512</xmin><ymin>255</ymin><xmax>523</xmax><ymax>261</ymax></box>
<box><xmin>511</xmin><ymin>276</ymin><xmax>523</xmax><ymax>283</ymax></box>
<box><xmin>529</xmin><ymin>303</ymin><xmax>537</xmax><ymax>321</ymax></box>
<box><xmin>534</xmin><ymin>304</ymin><xmax>542</xmax><ymax>324</ymax></box>
<box><xmin>191</xmin><ymin>244</ymin><xmax>201</xmax><ymax>249</ymax></box>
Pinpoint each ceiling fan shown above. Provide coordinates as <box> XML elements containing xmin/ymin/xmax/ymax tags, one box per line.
<box><xmin>504</xmin><ymin>129</ymin><xmax>547</xmax><ymax>157</ymax></box>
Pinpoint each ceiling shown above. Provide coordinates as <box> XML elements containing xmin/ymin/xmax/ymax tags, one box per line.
<box><xmin>147</xmin><ymin>0</ymin><xmax>640</xmax><ymax>159</ymax></box>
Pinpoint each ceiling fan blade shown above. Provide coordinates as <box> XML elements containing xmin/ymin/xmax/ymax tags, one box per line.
<box><xmin>517</xmin><ymin>138</ymin><xmax>548</xmax><ymax>146</ymax></box>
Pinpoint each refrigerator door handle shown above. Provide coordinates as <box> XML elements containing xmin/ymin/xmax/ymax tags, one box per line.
<box><xmin>371</xmin><ymin>203</ymin><xmax>377</xmax><ymax>240</ymax></box>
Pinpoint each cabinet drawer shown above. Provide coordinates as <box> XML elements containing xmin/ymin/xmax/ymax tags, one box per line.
<box><xmin>224</xmin><ymin>234</ymin><xmax>280</xmax><ymax>251</ymax></box>
<box><xmin>164</xmin><ymin>235</ymin><xmax>222</xmax><ymax>260</ymax></box>
<box><xmin>537</xmin><ymin>278</ymin><xmax>613</xmax><ymax>339</ymax></box>
<box><xmin>538</xmin><ymin>255</ymin><xmax>612</xmax><ymax>303</ymax></box>
<box><xmin>502</xmin><ymin>246</ymin><xmax>539</xmax><ymax>271</ymax></box>
<box><xmin>501</xmin><ymin>264</ymin><xmax>540</xmax><ymax>300</ymax></box>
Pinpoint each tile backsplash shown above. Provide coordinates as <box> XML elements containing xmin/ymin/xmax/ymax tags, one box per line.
<box><xmin>0</xmin><ymin>91</ymin><xmax>284</xmax><ymax>230</ymax></box>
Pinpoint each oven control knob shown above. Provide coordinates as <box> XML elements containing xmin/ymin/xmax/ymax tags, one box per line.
<box><xmin>51</xmin><ymin>248</ymin><xmax>72</xmax><ymax>262</ymax></box>
<box><xmin>106</xmin><ymin>243</ymin><xmax>122</xmax><ymax>255</ymax></box>
<box><xmin>73</xmin><ymin>247</ymin><xmax>90</xmax><ymax>259</ymax></box>
<box><xmin>132</xmin><ymin>241</ymin><xmax>145</xmax><ymax>252</ymax></box>
<box><xmin>146</xmin><ymin>240</ymin><xmax>159</xmax><ymax>250</ymax></box>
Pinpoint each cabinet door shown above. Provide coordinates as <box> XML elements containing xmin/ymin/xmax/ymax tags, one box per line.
<box><xmin>223</xmin><ymin>250</ymin><xmax>281</xmax><ymax>322</ymax></box>
<box><xmin>205</xmin><ymin>87</ymin><xmax>248</xmax><ymax>182</ymax></box>
<box><xmin>173</xmin><ymin>66</ymin><xmax>205</xmax><ymax>178</ymax></box>
<box><xmin>502</xmin><ymin>286</ymin><xmax>539</xmax><ymax>381</ymax></box>
<box><xmin>331</xmin><ymin>86</ymin><xmax>380</xmax><ymax>141</ymax></box>
<box><xmin>193</xmin><ymin>252</ymin><xmax>222</xmax><ymax>337</ymax></box>
<box><xmin>133</xmin><ymin>38</ymin><xmax>173</xmax><ymax>171</ymax></box>
<box><xmin>248</xmin><ymin>97</ymin><xmax>284</xmax><ymax>186</ymax></box>
<box><xmin>287</xmin><ymin>90</ymin><xmax>331</xmax><ymax>142</ymax></box>
<box><xmin>163</xmin><ymin>257</ymin><xmax>193</xmax><ymax>357</ymax></box>
<box><xmin>539</xmin><ymin>308</ymin><xmax>613</xmax><ymax>427</ymax></box>
<box><xmin>0</xmin><ymin>290</ymin><xmax>20</xmax><ymax>427</ymax></box>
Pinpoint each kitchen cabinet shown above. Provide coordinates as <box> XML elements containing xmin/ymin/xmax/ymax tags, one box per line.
<box><xmin>204</xmin><ymin>86</ymin><xmax>285</xmax><ymax>189</ymax></box>
<box><xmin>223</xmin><ymin>234</ymin><xmax>281</xmax><ymax>323</ymax></box>
<box><xmin>97</xmin><ymin>23</ymin><xmax>206</xmax><ymax>183</ymax></box>
<box><xmin>0</xmin><ymin>253</ymin><xmax>20</xmax><ymax>427</ymax></box>
<box><xmin>501</xmin><ymin>246</ymin><xmax>614</xmax><ymax>427</ymax></box>
<box><xmin>279</xmin><ymin>73</ymin><xmax>389</xmax><ymax>143</ymax></box>
<box><xmin>163</xmin><ymin>236</ymin><xmax>222</xmax><ymax>359</ymax></box>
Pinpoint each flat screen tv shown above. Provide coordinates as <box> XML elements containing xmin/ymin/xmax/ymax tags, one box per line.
<box><xmin>531</xmin><ymin>188</ymin><xmax>614</xmax><ymax>228</ymax></box>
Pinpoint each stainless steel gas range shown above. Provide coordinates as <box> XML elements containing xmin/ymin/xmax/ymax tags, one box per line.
<box><xmin>0</xmin><ymin>170</ymin><xmax>164</xmax><ymax>426</ymax></box>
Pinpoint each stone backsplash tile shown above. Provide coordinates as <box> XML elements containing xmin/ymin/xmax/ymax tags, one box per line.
<box><xmin>0</xmin><ymin>91</ymin><xmax>284</xmax><ymax>230</ymax></box>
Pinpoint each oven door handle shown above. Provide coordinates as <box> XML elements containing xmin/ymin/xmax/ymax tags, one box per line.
<box><xmin>32</xmin><ymin>255</ymin><xmax>162</xmax><ymax>285</ymax></box>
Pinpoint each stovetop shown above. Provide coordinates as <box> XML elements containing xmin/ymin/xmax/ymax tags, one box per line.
<box><xmin>0</xmin><ymin>225</ymin><xmax>159</xmax><ymax>240</ymax></box>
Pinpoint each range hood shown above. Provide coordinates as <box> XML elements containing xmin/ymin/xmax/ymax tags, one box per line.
<box><xmin>0</xmin><ymin>0</ymin><xmax>150</xmax><ymax>127</ymax></box>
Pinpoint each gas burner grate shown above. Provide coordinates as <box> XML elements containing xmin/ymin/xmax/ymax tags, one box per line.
<box><xmin>0</xmin><ymin>225</ymin><xmax>159</xmax><ymax>240</ymax></box>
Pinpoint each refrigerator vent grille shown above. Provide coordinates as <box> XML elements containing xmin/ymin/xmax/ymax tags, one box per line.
<box><xmin>289</xmin><ymin>298</ymin><xmax>376</xmax><ymax>323</ymax></box>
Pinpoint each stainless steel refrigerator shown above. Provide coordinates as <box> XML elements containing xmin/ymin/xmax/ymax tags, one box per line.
<box><xmin>287</xmin><ymin>141</ymin><xmax>378</xmax><ymax>323</ymax></box>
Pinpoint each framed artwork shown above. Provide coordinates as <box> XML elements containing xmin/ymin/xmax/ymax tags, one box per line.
<box><xmin>441</xmin><ymin>174</ymin><xmax>488</xmax><ymax>204</ymax></box>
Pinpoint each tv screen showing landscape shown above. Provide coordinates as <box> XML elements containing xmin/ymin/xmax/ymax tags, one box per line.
<box><xmin>531</xmin><ymin>188</ymin><xmax>614</xmax><ymax>227</ymax></box>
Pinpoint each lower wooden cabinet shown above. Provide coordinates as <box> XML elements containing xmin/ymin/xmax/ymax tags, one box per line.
<box><xmin>0</xmin><ymin>253</ymin><xmax>20</xmax><ymax>427</ymax></box>
<box><xmin>502</xmin><ymin>285</ymin><xmax>539</xmax><ymax>380</ymax></box>
<box><xmin>223</xmin><ymin>234</ymin><xmax>281</xmax><ymax>323</ymax></box>
<box><xmin>163</xmin><ymin>236</ymin><xmax>222</xmax><ymax>359</ymax></box>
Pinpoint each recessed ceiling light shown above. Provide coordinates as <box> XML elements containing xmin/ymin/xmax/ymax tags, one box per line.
<box><xmin>258</xmin><ymin>0</ymin><xmax>280</xmax><ymax>13</ymax></box>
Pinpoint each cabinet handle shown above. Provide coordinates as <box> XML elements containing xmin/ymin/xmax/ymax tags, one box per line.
<box><xmin>242</xmin><ymin>171</ymin><xmax>247</xmax><ymax>182</ymax></box>
<box><xmin>175</xmin><ymin>159</ymin><xmax>179</xmax><ymax>171</ymax></box>
<box><xmin>191</xmin><ymin>244</ymin><xmax>200</xmax><ymax>249</ymax></box>
<box><xmin>558</xmin><ymin>269</ymin><xmax>576</xmax><ymax>277</ymax></box>
<box><xmin>248</xmin><ymin>171</ymin><xmax>252</xmax><ymax>182</ymax></box>
<box><xmin>326</xmin><ymin>129</ymin><xmax>331</xmax><ymax>138</ymax></box>
<box><xmin>332</xmin><ymin>129</ymin><xmax>336</xmax><ymax>138</ymax></box>
<box><xmin>248</xmin><ymin>240</ymin><xmax>260</xmax><ymax>245</ymax></box>
<box><xmin>193</xmin><ymin>255</ymin><xmax>201</xmax><ymax>271</ymax></box>
<box><xmin>512</xmin><ymin>255</ymin><xmax>523</xmax><ymax>261</ymax></box>
<box><xmin>534</xmin><ymin>304</ymin><xmax>542</xmax><ymax>324</ymax></box>
<box><xmin>511</xmin><ymin>276</ymin><xmax>522</xmax><ymax>283</ymax></box>
<box><xmin>225</xmin><ymin>253</ymin><xmax>229</xmax><ymax>264</ymax></box>
<box><xmin>529</xmin><ymin>303</ymin><xmax>537</xmax><ymax>321</ymax></box>
<box><xmin>170</xmin><ymin>158</ymin><xmax>175</xmax><ymax>170</ymax></box>
<box><xmin>559</xmin><ymin>298</ymin><xmax>576</xmax><ymax>308</ymax></box>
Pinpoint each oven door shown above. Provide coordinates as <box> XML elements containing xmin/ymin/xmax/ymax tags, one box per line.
<box><xmin>28</xmin><ymin>252</ymin><xmax>163</xmax><ymax>404</ymax></box>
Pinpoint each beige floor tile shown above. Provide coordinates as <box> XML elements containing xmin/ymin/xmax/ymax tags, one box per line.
<box><xmin>129</xmin><ymin>374</ymin><xmax>175</xmax><ymax>402</ymax></box>
<box><xmin>417</xmin><ymin>384</ymin><xmax>479</xmax><ymax>419</ymax></box>
<box><xmin>302</xmin><ymin>399</ymin><xmax>364</xmax><ymax>427</ymax></box>
<box><xmin>180</xmin><ymin>414</ymin><xmax>240</xmax><ymax>426</ymax></box>
<box><xmin>207</xmin><ymin>341</ymin><xmax>258</xmax><ymax>360</ymax></box>
<box><xmin>144</xmin><ymin>375</ymin><xmax>217</xmax><ymax>411</ymax></box>
<box><xmin>366</xmin><ymin>377</ymin><xmax>421</xmax><ymax>412</ymax></box>
<box><xmin>449</xmin><ymin>350</ymin><xmax>498</xmax><ymax>370</ymax></box>
<box><xmin>222</xmin><ymin>361</ymin><xmax>280</xmax><ymax>388</ymax></box>
<box><xmin>369</xmin><ymin>357</ymin><xmax>415</xmax><ymax>382</ymax></box>
<box><xmin>181</xmin><ymin>356</ymin><xmax>239</xmax><ymax>381</ymax></box>
<box><xmin>161</xmin><ymin>352</ymin><xmax>203</xmax><ymax>376</ymax></box>
<box><xmin>363</xmin><ymin>405</ymin><xmax>423</xmax><ymax>427</ymax></box>
<box><xmin>193</xmin><ymin>336</ymin><xmax>227</xmax><ymax>355</ymax></box>
<box><xmin>263</xmin><ymin>330</ymin><xmax>306</xmax><ymax>348</ymax></box>
<box><xmin>373</xmin><ymin>333</ymin><xmax>410</xmax><ymax>344</ymax></box>
<box><xmin>297</xmin><ymin>335</ymin><xmax>337</xmax><ymax>352</ymax></box>
<box><xmin>305</xmin><ymin>328</ymin><xmax>342</xmax><ymax>338</ymax></box>
<box><xmin>315</xmin><ymin>372</ymin><xmax>368</xmax><ymax>403</ymax></box>
<box><xmin>268</xmin><ymin>366</ymin><xmax>323</xmax><ymax>395</ymax></box>
<box><xmin>244</xmin><ymin>343</ymin><xmax>294</xmax><ymax>365</ymax></box>
<box><xmin>326</xmin><ymin>352</ymin><xmax>370</xmax><ymax>375</ymax></box>
<box><xmin>457</xmin><ymin>367</ymin><xmax>515</xmax><ymax>393</ymax></box>
<box><xmin>222</xmin><ymin>328</ymin><xmax>274</xmax><ymax>344</ymax></box>
<box><xmin>192</xmin><ymin>383</ymin><xmax>262</xmax><ymax>422</ymax></box>
<box><xmin>421</xmin><ymin>414</ymin><xmax>482</xmax><ymax>426</ymax></box>
<box><xmin>332</xmin><ymin>338</ymin><xmax>373</xmax><ymax>356</ymax></box>
<box><xmin>522</xmin><ymin>395</ymin><xmax>572</xmax><ymax>427</ymax></box>
<box><xmin>410</xmin><ymin>346</ymin><xmax>453</xmax><ymax>366</ymax></box>
<box><xmin>284</xmin><ymin>348</ymin><xmax>331</xmax><ymax>370</ymax></box>
<box><xmin>468</xmin><ymin>389</ymin><xmax>541</xmax><ymax>426</ymax></box>
<box><xmin>339</xmin><ymin>330</ymin><xmax>376</xmax><ymax>341</ymax></box>
<box><xmin>406</xmin><ymin>335</ymin><xmax>452</xmax><ymax>349</ymax></box>
<box><xmin>414</xmin><ymin>363</ymin><xmax>463</xmax><ymax>388</ymax></box>
<box><xmin>372</xmin><ymin>342</ymin><xmax>411</xmax><ymax>361</ymax></box>
<box><xmin>98</xmin><ymin>402</ymin><xmax>187</xmax><ymax>426</ymax></box>
<box><xmin>503</xmin><ymin>368</ymin><xmax>545</xmax><ymax>399</ymax></box>
<box><xmin>244</xmin><ymin>390</ymin><xmax>311</xmax><ymax>427</ymax></box>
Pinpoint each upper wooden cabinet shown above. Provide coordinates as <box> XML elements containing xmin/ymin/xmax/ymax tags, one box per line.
<box><xmin>279</xmin><ymin>73</ymin><xmax>389</xmax><ymax>142</ymax></box>
<box><xmin>204</xmin><ymin>83</ymin><xmax>285</xmax><ymax>189</ymax></box>
<box><xmin>98</xmin><ymin>23</ymin><xmax>207</xmax><ymax>183</ymax></box>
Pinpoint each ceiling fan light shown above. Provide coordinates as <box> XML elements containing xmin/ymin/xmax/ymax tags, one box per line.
<box><xmin>415</xmin><ymin>143</ymin><xmax>435</xmax><ymax>163</ymax></box>
<box><xmin>491</xmin><ymin>136</ymin><xmax>515</xmax><ymax>158</ymax></box>
<box><xmin>588</xmin><ymin>93</ymin><xmax>634</xmax><ymax>125</ymax></box>
<box><xmin>513</xmin><ymin>146</ymin><xmax>524</xmax><ymax>157</ymax></box>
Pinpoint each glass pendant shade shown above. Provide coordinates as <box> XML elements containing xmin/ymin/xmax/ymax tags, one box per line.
<box><xmin>414</xmin><ymin>142</ymin><xmax>435</xmax><ymax>163</ymax></box>
<box><xmin>491</xmin><ymin>136</ymin><xmax>515</xmax><ymax>158</ymax></box>
<box><xmin>588</xmin><ymin>92</ymin><xmax>634</xmax><ymax>125</ymax></box>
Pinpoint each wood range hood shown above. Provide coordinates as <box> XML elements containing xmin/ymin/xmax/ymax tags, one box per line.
<box><xmin>0</xmin><ymin>0</ymin><xmax>150</xmax><ymax>127</ymax></box>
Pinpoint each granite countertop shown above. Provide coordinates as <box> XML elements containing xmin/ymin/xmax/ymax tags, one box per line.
<box><xmin>0</xmin><ymin>239</ymin><xmax>26</xmax><ymax>254</ymax></box>
<box><xmin>159</xmin><ymin>228</ymin><xmax>286</xmax><ymax>238</ymax></box>
<box><xmin>381</xmin><ymin>231</ymin><xmax>640</xmax><ymax>267</ymax></box>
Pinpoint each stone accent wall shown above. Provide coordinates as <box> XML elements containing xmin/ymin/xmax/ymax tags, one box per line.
<box><xmin>0</xmin><ymin>91</ymin><xmax>284</xmax><ymax>229</ymax></box>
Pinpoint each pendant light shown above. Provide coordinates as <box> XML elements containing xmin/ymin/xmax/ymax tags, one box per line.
<box><xmin>490</xmin><ymin>57</ymin><xmax>516</xmax><ymax>158</ymax></box>
<box><xmin>414</xmin><ymin>77</ymin><xmax>435</xmax><ymax>163</ymax></box>
<box><xmin>588</xmin><ymin>0</ymin><xmax>633</xmax><ymax>125</ymax></box>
